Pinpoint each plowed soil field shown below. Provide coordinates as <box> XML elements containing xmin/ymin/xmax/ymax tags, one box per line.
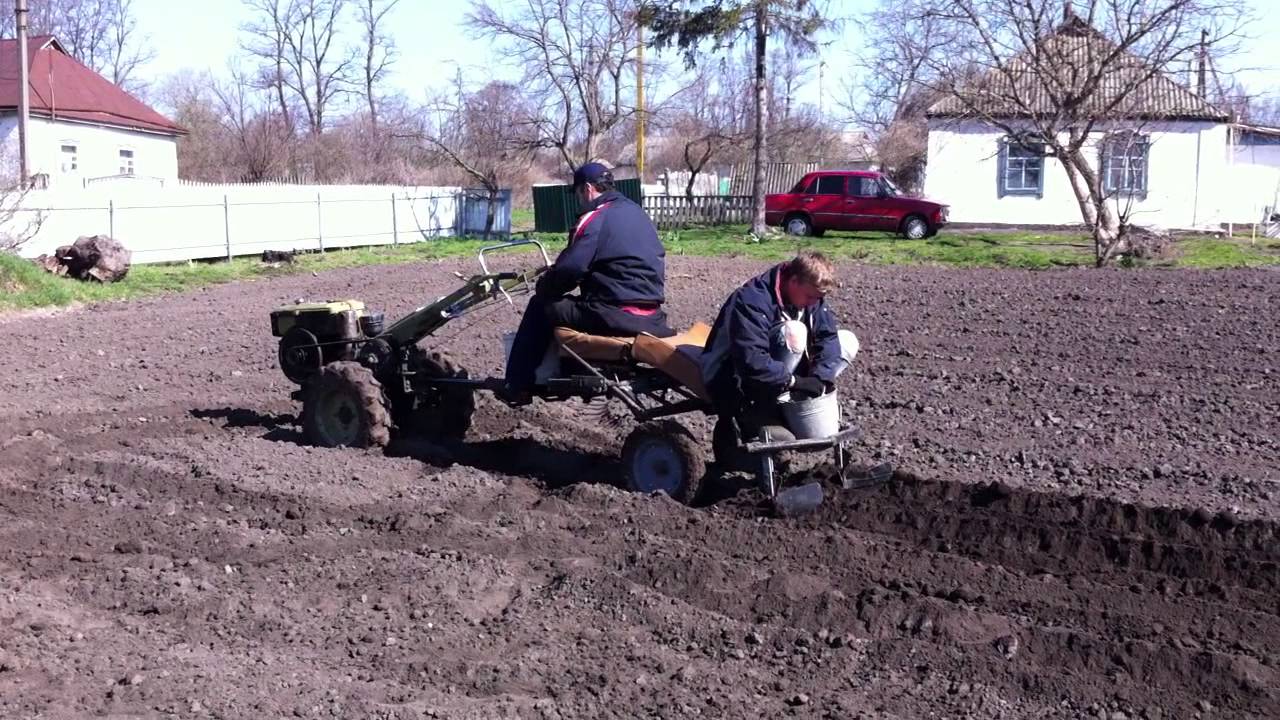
<box><xmin>2</xmin><ymin>256</ymin><xmax>1277</xmax><ymax>719</ymax></box>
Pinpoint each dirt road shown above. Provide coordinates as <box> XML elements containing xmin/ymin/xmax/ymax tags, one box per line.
<box><xmin>1</xmin><ymin>257</ymin><xmax>1277</xmax><ymax>718</ymax></box>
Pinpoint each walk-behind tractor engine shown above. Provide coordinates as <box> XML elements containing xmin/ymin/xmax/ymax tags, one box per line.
<box><xmin>267</xmin><ymin>240</ymin><xmax>889</xmax><ymax>515</ymax></box>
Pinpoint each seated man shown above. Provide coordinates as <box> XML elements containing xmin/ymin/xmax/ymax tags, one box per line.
<box><xmin>700</xmin><ymin>252</ymin><xmax>859</xmax><ymax>441</ymax></box>
<box><xmin>503</xmin><ymin>162</ymin><xmax>674</xmax><ymax>403</ymax></box>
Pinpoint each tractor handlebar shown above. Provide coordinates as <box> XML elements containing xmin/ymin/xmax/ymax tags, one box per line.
<box><xmin>477</xmin><ymin>238</ymin><xmax>552</xmax><ymax>276</ymax></box>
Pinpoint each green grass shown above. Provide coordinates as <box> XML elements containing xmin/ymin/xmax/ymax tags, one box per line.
<box><xmin>0</xmin><ymin>239</ymin><xmax>496</xmax><ymax>311</ymax></box>
<box><xmin>511</xmin><ymin>207</ymin><xmax>535</xmax><ymax>231</ymax></box>
<box><xmin>654</xmin><ymin>226</ymin><xmax>1091</xmax><ymax>269</ymax></box>
<box><xmin>4</xmin><ymin>226</ymin><xmax>1277</xmax><ymax>311</ymax></box>
<box><xmin>1172</xmin><ymin>236</ymin><xmax>1280</xmax><ymax>268</ymax></box>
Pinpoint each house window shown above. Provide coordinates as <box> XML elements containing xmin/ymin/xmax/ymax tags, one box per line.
<box><xmin>60</xmin><ymin>144</ymin><xmax>78</xmax><ymax>173</ymax></box>
<box><xmin>998</xmin><ymin>138</ymin><xmax>1044</xmax><ymax>197</ymax></box>
<box><xmin>1101</xmin><ymin>133</ymin><xmax>1148</xmax><ymax>196</ymax></box>
<box><xmin>119</xmin><ymin>149</ymin><xmax>135</xmax><ymax>175</ymax></box>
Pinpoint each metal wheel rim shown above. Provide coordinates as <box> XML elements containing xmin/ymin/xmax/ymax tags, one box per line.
<box><xmin>316</xmin><ymin>388</ymin><xmax>362</xmax><ymax>446</ymax></box>
<box><xmin>786</xmin><ymin>218</ymin><xmax>809</xmax><ymax>235</ymax></box>
<box><xmin>629</xmin><ymin>438</ymin><xmax>685</xmax><ymax>495</ymax></box>
<box><xmin>906</xmin><ymin>218</ymin><xmax>927</xmax><ymax>239</ymax></box>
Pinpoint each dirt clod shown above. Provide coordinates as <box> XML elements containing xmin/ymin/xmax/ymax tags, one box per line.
<box><xmin>0</xmin><ymin>258</ymin><xmax>1276</xmax><ymax>718</ymax></box>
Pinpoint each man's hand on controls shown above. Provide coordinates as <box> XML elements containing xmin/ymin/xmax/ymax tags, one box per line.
<box><xmin>789</xmin><ymin>375</ymin><xmax>832</xmax><ymax>398</ymax></box>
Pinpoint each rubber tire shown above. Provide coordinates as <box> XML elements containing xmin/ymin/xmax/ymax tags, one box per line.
<box><xmin>784</xmin><ymin>214</ymin><xmax>814</xmax><ymax>237</ymax></box>
<box><xmin>302</xmin><ymin>361</ymin><xmax>392</xmax><ymax>448</ymax></box>
<box><xmin>901</xmin><ymin>214</ymin><xmax>930</xmax><ymax>240</ymax></box>
<box><xmin>395</xmin><ymin>349</ymin><xmax>475</xmax><ymax>440</ymax></box>
<box><xmin>621</xmin><ymin>420</ymin><xmax>706</xmax><ymax>505</ymax></box>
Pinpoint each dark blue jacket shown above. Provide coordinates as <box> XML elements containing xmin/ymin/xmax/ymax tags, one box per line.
<box><xmin>700</xmin><ymin>263</ymin><xmax>843</xmax><ymax>410</ymax></box>
<box><xmin>536</xmin><ymin>190</ymin><xmax>665</xmax><ymax>305</ymax></box>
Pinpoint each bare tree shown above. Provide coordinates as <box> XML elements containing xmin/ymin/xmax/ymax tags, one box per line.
<box><xmin>241</xmin><ymin>0</ymin><xmax>354</xmax><ymax>137</ymax></box>
<box><xmin>241</xmin><ymin>0</ymin><xmax>301</xmax><ymax>136</ymax></box>
<box><xmin>642</xmin><ymin>1</ymin><xmax>832</xmax><ymax>235</ymax></box>
<box><xmin>1</xmin><ymin>0</ymin><xmax>154</xmax><ymax>91</ymax></box>
<box><xmin>416</xmin><ymin>80</ymin><xmax>536</xmax><ymax>237</ymax></box>
<box><xmin>214</xmin><ymin>65</ymin><xmax>294</xmax><ymax>181</ymax></box>
<box><xmin>904</xmin><ymin>0</ymin><xmax>1248</xmax><ymax>266</ymax></box>
<box><xmin>356</xmin><ymin>0</ymin><xmax>399</xmax><ymax>129</ymax></box>
<box><xmin>839</xmin><ymin>0</ymin><xmax>954</xmax><ymax>189</ymax></box>
<box><xmin>466</xmin><ymin>0</ymin><xmax>641</xmax><ymax>172</ymax></box>
<box><xmin>664</xmin><ymin>62</ymin><xmax>749</xmax><ymax>198</ymax></box>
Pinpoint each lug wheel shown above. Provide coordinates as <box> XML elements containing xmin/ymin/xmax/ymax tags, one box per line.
<box><xmin>302</xmin><ymin>361</ymin><xmax>391</xmax><ymax>448</ymax></box>
<box><xmin>621</xmin><ymin>420</ymin><xmax>706</xmax><ymax>505</ymax></box>
<box><xmin>391</xmin><ymin>349</ymin><xmax>475</xmax><ymax>440</ymax></box>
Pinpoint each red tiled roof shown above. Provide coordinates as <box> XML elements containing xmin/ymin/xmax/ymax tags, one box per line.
<box><xmin>0</xmin><ymin>36</ymin><xmax>185</xmax><ymax>135</ymax></box>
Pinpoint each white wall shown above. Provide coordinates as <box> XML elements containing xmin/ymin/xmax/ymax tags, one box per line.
<box><xmin>1226</xmin><ymin>140</ymin><xmax>1280</xmax><ymax>224</ymax></box>
<box><xmin>0</xmin><ymin>114</ymin><xmax>179</xmax><ymax>187</ymax></box>
<box><xmin>8</xmin><ymin>181</ymin><xmax>472</xmax><ymax>264</ymax></box>
<box><xmin>923</xmin><ymin>118</ymin><xmax>1228</xmax><ymax>230</ymax></box>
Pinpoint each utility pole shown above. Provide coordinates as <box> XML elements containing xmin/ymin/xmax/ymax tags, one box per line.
<box><xmin>1196</xmin><ymin>28</ymin><xmax>1208</xmax><ymax>98</ymax></box>
<box><xmin>636</xmin><ymin>19</ymin><xmax>646</xmax><ymax>182</ymax></box>
<box><xmin>16</xmin><ymin>0</ymin><xmax>30</xmax><ymax>184</ymax></box>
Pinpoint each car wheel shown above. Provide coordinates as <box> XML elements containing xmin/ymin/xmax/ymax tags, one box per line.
<box><xmin>785</xmin><ymin>215</ymin><xmax>813</xmax><ymax>237</ymax></box>
<box><xmin>902</xmin><ymin>215</ymin><xmax>930</xmax><ymax>240</ymax></box>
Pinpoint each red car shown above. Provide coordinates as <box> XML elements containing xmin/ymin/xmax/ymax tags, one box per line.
<box><xmin>764</xmin><ymin>171</ymin><xmax>949</xmax><ymax>239</ymax></box>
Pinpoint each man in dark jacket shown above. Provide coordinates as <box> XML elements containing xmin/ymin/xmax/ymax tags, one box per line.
<box><xmin>502</xmin><ymin>162</ymin><xmax>673</xmax><ymax>403</ymax></box>
<box><xmin>700</xmin><ymin>252</ymin><xmax>860</xmax><ymax>438</ymax></box>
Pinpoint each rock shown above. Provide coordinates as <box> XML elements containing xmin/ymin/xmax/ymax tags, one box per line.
<box><xmin>746</xmin><ymin>631</ymin><xmax>764</xmax><ymax>646</ymax></box>
<box><xmin>114</xmin><ymin>540</ymin><xmax>144</xmax><ymax>554</ymax></box>
<box><xmin>787</xmin><ymin>694</ymin><xmax>810</xmax><ymax>707</ymax></box>
<box><xmin>1155</xmin><ymin>463</ymin><xmax>1174</xmax><ymax>478</ymax></box>
<box><xmin>994</xmin><ymin>634</ymin><xmax>1019</xmax><ymax>659</ymax></box>
<box><xmin>38</xmin><ymin>235</ymin><xmax>132</xmax><ymax>283</ymax></box>
<box><xmin>1110</xmin><ymin>711</ymin><xmax>1128</xmax><ymax>720</ymax></box>
<box><xmin>1197</xmin><ymin>700</ymin><xmax>1212</xmax><ymax>712</ymax></box>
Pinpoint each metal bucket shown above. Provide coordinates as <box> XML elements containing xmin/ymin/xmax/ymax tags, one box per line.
<box><xmin>781</xmin><ymin>390</ymin><xmax>840</xmax><ymax>439</ymax></box>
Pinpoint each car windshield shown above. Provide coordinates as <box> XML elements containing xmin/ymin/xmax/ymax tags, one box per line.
<box><xmin>880</xmin><ymin>177</ymin><xmax>902</xmax><ymax>196</ymax></box>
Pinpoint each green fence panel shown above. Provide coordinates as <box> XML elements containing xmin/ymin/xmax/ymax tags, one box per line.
<box><xmin>532</xmin><ymin>178</ymin><xmax>643</xmax><ymax>234</ymax></box>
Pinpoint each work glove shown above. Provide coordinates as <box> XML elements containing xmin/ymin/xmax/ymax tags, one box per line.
<box><xmin>789</xmin><ymin>375</ymin><xmax>827</xmax><ymax>398</ymax></box>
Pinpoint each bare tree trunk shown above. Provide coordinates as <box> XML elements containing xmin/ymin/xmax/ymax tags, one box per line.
<box><xmin>686</xmin><ymin>173</ymin><xmax>697</xmax><ymax>201</ymax></box>
<box><xmin>485</xmin><ymin>186</ymin><xmax>498</xmax><ymax>240</ymax></box>
<box><xmin>751</xmin><ymin>1</ymin><xmax>768</xmax><ymax>236</ymax></box>
<box><xmin>1061</xmin><ymin>148</ymin><xmax>1124</xmax><ymax>267</ymax></box>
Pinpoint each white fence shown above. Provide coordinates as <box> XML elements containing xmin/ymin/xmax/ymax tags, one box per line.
<box><xmin>8</xmin><ymin>179</ymin><xmax>513</xmax><ymax>265</ymax></box>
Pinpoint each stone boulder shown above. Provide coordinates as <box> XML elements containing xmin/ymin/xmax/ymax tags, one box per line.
<box><xmin>35</xmin><ymin>234</ymin><xmax>132</xmax><ymax>283</ymax></box>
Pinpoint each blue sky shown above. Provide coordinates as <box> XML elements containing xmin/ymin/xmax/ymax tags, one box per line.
<box><xmin>133</xmin><ymin>0</ymin><xmax>1279</xmax><ymax>114</ymax></box>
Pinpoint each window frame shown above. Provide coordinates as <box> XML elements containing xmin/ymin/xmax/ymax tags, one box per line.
<box><xmin>118</xmin><ymin>147</ymin><xmax>136</xmax><ymax>176</ymax></box>
<box><xmin>60</xmin><ymin>143</ymin><xmax>79</xmax><ymax>174</ymax></box>
<box><xmin>997</xmin><ymin>137</ymin><xmax>1045</xmax><ymax>198</ymax></box>
<box><xmin>1100</xmin><ymin>132</ymin><xmax>1149</xmax><ymax>199</ymax></box>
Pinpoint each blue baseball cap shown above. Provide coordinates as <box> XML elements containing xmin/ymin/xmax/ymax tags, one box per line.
<box><xmin>572</xmin><ymin>162</ymin><xmax>612</xmax><ymax>188</ymax></box>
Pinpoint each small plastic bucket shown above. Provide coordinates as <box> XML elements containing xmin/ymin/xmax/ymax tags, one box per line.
<box><xmin>781</xmin><ymin>389</ymin><xmax>840</xmax><ymax>439</ymax></box>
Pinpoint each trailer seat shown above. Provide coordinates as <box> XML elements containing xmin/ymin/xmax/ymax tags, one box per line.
<box><xmin>552</xmin><ymin>322</ymin><xmax>712</xmax><ymax>401</ymax></box>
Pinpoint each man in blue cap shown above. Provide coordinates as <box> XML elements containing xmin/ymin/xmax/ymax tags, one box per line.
<box><xmin>502</xmin><ymin>161</ymin><xmax>673</xmax><ymax>404</ymax></box>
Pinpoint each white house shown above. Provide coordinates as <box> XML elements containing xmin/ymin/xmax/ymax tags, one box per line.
<box><xmin>922</xmin><ymin>17</ymin><xmax>1279</xmax><ymax>230</ymax></box>
<box><xmin>0</xmin><ymin>35</ymin><xmax>185</xmax><ymax>187</ymax></box>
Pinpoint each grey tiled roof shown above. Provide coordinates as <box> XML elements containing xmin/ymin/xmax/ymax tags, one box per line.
<box><xmin>926</xmin><ymin>18</ymin><xmax>1228</xmax><ymax>122</ymax></box>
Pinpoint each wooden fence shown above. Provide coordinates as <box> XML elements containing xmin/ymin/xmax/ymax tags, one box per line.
<box><xmin>728</xmin><ymin>161</ymin><xmax>819</xmax><ymax>195</ymax></box>
<box><xmin>642</xmin><ymin>195</ymin><xmax>753</xmax><ymax>230</ymax></box>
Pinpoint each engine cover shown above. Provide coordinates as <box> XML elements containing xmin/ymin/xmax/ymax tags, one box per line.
<box><xmin>270</xmin><ymin>300</ymin><xmax>366</xmax><ymax>340</ymax></box>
